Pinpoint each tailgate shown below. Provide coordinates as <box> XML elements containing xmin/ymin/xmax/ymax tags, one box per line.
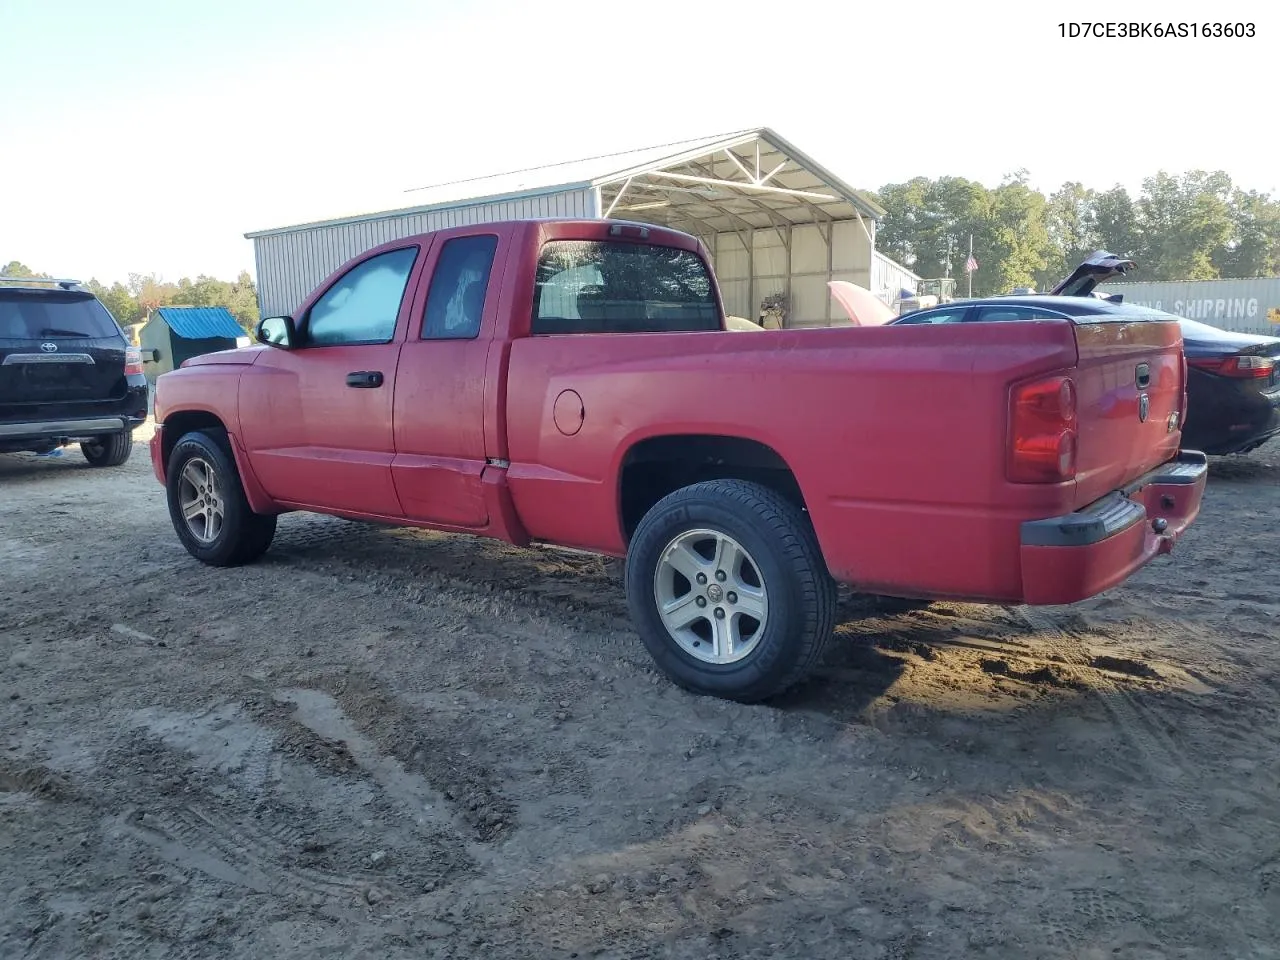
<box><xmin>1072</xmin><ymin>319</ymin><xmax>1184</xmax><ymax>505</ymax></box>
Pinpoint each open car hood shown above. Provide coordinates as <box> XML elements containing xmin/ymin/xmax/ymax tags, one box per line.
<box><xmin>826</xmin><ymin>281</ymin><xmax>895</xmax><ymax>326</ymax></box>
<box><xmin>1048</xmin><ymin>250</ymin><xmax>1136</xmax><ymax>298</ymax></box>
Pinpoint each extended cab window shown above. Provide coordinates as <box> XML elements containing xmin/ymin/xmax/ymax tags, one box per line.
<box><xmin>422</xmin><ymin>235</ymin><xmax>498</xmax><ymax>340</ymax></box>
<box><xmin>306</xmin><ymin>247</ymin><xmax>418</xmax><ymax>346</ymax></box>
<box><xmin>532</xmin><ymin>240</ymin><xmax>719</xmax><ymax>334</ymax></box>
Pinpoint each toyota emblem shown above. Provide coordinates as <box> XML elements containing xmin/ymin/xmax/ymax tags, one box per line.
<box><xmin>39</xmin><ymin>342</ymin><xmax>57</xmax><ymax>353</ymax></box>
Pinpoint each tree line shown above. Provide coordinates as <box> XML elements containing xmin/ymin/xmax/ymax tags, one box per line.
<box><xmin>0</xmin><ymin>261</ymin><xmax>259</xmax><ymax>332</ymax></box>
<box><xmin>871</xmin><ymin>170</ymin><xmax>1280</xmax><ymax>297</ymax></box>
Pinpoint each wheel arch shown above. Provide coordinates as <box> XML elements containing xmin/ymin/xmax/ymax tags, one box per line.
<box><xmin>616</xmin><ymin>432</ymin><xmax>809</xmax><ymax>545</ymax></box>
<box><xmin>160</xmin><ymin>408</ymin><xmax>276</xmax><ymax>514</ymax></box>
<box><xmin>159</xmin><ymin>409</ymin><xmax>229</xmax><ymax>472</ymax></box>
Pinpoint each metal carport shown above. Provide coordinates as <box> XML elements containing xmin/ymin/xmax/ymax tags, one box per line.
<box><xmin>246</xmin><ymin>127</ymin><xmax>918</xmax><ymax>326</ymax></box>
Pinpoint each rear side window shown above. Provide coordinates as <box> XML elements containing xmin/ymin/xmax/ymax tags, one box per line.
<box><xmin>307</xmin><ymin>247</ymin><xmax>418</xmax><ymax>346</ymax></box>
<box><xmin>971</xmin><ymin>305</ymin><xmax>1070</xmax><ymax>322</ymax></box>
<box><xmin>0</xmin><ymin>292</ymin><xmax>121</xmax><ymax>340</ymax></box>
<box><xmin>894</xmin><ymin>308</ymin><xmax>968</xmax><ymax>325</ymax></box>
<box><xmin>422</xmin><ymin>235</ymin><xmax>498</xmax><ymax>340</ymax></box>
<box><xmin>532</xmin><ymin>240</ymin><xmax>719</xmax><ymax>334</ymax></box>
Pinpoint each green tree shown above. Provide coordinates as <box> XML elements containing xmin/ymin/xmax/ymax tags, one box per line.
<box><xmin>875</xmin><ymin>163</ymin><xmax>1280</xmax><ymax>295</ymax></box>
<box><xmin>171</xmin><ymin>275</ymin><xmax>232</xmax><ymax>309</ymax></box>
<box><xmin>128</xmin><ymin>273</ymin><xmax>180</xmax><ymax>314</ymax></box>
<box><xmin>1216</xmin><ymin>189</ymin><xmax>1280</xmax><ymax>277</ymax></box>
<box><xmin>986</xmin><ymin>174</ymin><xmax>1055</xmax><ymax>294</ymax></box>
<box><xmin>166</xmin><ymin>272</ymin><xmax>258</xmax><ymax>331</ymax></box>
<box><xmin>227</xmin><ymin>271</ymin><xmax>260</xmax><ymax>330</ymax></box>
<box><xmin>1088</xmin><ymin>186</ymin><xmax>1143</xmax><ymax>266</ymax></box>
<box><xmin>872</xmin><ymin>177</ymin><xmax>932</xmax><ymax>270</ymax></box>
<box><xmin>1135</xmin><ymin>171</ymin><xmax>1234</xmax><ymax>280</ymax></box>
<box><xmin>874</xmin><ymin>176</ymin><xmax>992</xmax><ymax>286</ymax></box>
<box><xmin>0</xmin><ymin>261</ymin><xmax>50</xmax><ymax>286</ymax></box>
<box><xmin>86</xmin><ymin>278</ymin><xmax>143</xmax><ymax>325</ymax></box>
<box><xmin>1039</xmin><ymin>182</ymin><xmax>1098</xmax><ymax>288</ymax></box>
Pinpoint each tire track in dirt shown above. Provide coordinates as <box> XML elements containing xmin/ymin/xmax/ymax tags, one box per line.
<box><xmin>962</xmin><ymin>606</ymin><xmax>1265</xmax><ymax>955</ymax></box>
<box><xmin>1014</xmin><ymin>605</ymin><xmax>1197</xmax><ymax>788</ymax></box>
<box><xmin>273</xmin><ymin>688</ymin><xmax>464</xmax><ymax>840</ymax></box>
<box><xmin>1006</xmin><ymin>603</ymin><xmax>1259</xmax><ymax>908</ymax></box>
<box><xmin>111</xmin><ymin>805</ymin><xmax>379</xmax><ymax>908</ymax></box>
<box><xmin>313</xmin><ymin>673</ymin><xmax>513</xmax><ymax>833</ymax></box>
<box><xmin>95</xmin><ymin>700</ymin><xmax>478</xmax><ymax>923</ymax></box>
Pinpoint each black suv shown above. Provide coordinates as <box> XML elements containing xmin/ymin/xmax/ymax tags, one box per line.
<box><xmin>0</xmin><ymin>277</ymin><xmax>148</xmax><ymax>466</ymax></box>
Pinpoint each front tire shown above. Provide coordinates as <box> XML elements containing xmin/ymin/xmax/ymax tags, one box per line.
<box><xmin>625</xmin><ymin>479</ymin><xmax>837</xmax><ymax>703</ymax></box>
<box><xmin>166</xmin><ymin>429</ymin><xmax>276</xmax><ymax>566</ymax></box>
<box><xmin>81</xmin><ymin>431</ymin><xmax>133</xmax><ymax>467</ymax></box>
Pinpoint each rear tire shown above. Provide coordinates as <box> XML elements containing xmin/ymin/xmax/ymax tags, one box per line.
<box><xmin>625</xmin><ymin>479</ymin><xmax>837</xmax><ymax>703</ymax></box>
<box><xmin>166</xmin><ymin>429</ymin><xmax>276</xmax><ymax>566</ymax></box>
<box><xmin>81</xmin><ymin>431</ymin><xmax>133</xmax><ymax>467</ymax></box>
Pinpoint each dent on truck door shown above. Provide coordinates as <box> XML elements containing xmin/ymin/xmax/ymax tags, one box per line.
<box><xmin>390</xmin><ymin>233</ymin><xmax>500</xmax><ymax>528</ymax></box>
<box><xmin>238</xmin><ymin>246</ymin><xmax>420</xmax><ymax>516</ymax></box>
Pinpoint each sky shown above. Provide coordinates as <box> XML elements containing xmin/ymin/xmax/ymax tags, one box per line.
<box><xmin>0</xmin><ymin>0</ymin><xmax>1273</xmax><ymax>286</ymax></box>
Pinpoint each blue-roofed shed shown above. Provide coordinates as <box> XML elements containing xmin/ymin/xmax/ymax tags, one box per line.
<box><xmin>139</xmin><ymin>306</ymin><xmax>246</xmax><ymax>383</ymax></box>
<box><xmin>155</xmin><ymin>306</ymin><xmax>244</xmax><ymax>339</ymax></box>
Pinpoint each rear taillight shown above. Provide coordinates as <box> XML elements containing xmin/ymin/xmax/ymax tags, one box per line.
<box><xmin>1008</xmin><ymin>374</ymin><xmax>1077</xmax><ymax>484</ymax></box>
<box><xmin>1187</xmin><ymin>354</ymin><xmax>1275</xmax><ymax>379</ymax></box>
<box><xmin>124</xmin><ymin>346</ymin><xmax>143</xmax><ymax>376</ymax></box>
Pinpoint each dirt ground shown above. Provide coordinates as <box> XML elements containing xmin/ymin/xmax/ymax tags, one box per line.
<box><xmin>3</xmin><ymin>424</ymin><xmax>1280</xmax><ymax>960</ymax></box>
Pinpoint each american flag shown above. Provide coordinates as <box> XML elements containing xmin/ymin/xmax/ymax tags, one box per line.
<box><xmin>964</xmin><ymin>255</ymin><xmax>978</xmax><ymax>273</ymax></box>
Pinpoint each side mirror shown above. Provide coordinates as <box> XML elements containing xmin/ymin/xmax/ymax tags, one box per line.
<box><xmin>256</xmin><ymin>315</ymin><xmax>296</xmax><ymax>348</ymax></box>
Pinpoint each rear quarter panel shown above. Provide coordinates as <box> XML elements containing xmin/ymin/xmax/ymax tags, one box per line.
<box><xmin>504</xmin><ymin>321</ymin><xmax>1083</xmax><ymax>601</ymax></box>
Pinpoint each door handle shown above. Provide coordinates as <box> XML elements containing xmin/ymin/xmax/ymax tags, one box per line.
<box><xmin>1135</xmin><ymin>363</ymin><xmax>1151</xmax><ymax>389</ymax></box>
<box><xmin>346</xmin><ymin>370</ymin><xmax>384</xmax><ymax>388</ymax></box>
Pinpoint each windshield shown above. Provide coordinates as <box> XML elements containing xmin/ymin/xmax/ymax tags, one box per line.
<box><xmin>0</xmin><ymin>291</ymin><xmax>122</xmax><ymax>340</ymax></box>
<box><xmin>532</xmin><ymin>240</ymin><xmax>720</xmax><ymax>334</ymax></box>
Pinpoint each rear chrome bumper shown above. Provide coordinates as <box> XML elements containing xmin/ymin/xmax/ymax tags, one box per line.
<box><xmin>1019</xmin><ymin>450</ymin><xmax>1208</xmax><ymax>605</ymax></box>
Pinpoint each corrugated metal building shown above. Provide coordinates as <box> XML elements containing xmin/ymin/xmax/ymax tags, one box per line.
<box><xmin>1096</xmin><ymin>277</ymin><xmax>1280</xmax><ymax>336</ymax></box>
<box><xmin>245</xmin><ymin>127</ymin><xmax>918</xmax><ymax>328</ymax></box>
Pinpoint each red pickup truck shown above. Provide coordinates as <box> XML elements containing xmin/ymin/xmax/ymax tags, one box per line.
<box><xmin>151</xmin><ymin>218</ymin><xmax>1207</xmax><ymax>702</ymax></box>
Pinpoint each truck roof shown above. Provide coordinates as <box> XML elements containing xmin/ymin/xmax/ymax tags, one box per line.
<box><xmin>362</xmin><ymin>217</ymin><xmax>705</xmax><ymax>257</ymax></box>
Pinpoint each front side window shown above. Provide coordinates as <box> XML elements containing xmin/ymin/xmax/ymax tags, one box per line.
<box><xmin>306</xmin><ymin>247</ymin><xmax>418</xmax><ymax>346</ymax></box>
<box><xmin>532</xmin><ymin>240</ymin><xmax>719</xmax><ymax>334</ymax></box>
<box><xmin>422</xmin><ymin>235</ymin><xmax>498</xmax><ymax>340</ymax></box>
